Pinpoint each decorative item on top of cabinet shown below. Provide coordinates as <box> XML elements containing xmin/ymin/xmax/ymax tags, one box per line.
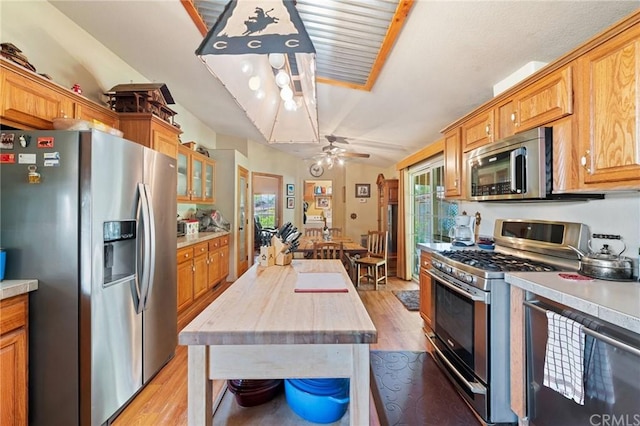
<box><xmin>443</xmin><ymin>131</ymin><xmax>463</xmax><ymax>198</ymax></box>
<box><xmin>419</xmin><ymin>250</ymin><xmax>433</xmax><ymax>335</ymax></box>
<box><xmin>177</xmin><ymin>143</ymin><xmax>216</xmax><ymax>203</ymax></box>
<box><xmin>105</xmin><ymin>83</ymin><xmax>177</xmax><ymax>125</ymax></box>
<box><xmin>576</xmin><ymin>21</ymin><xmax>640</xmax><ymax>190</ymax></box>
<box><xmin>0</xmin><ymin>294</ymin><xmax>29</xmax><ymax>425</ymax></box>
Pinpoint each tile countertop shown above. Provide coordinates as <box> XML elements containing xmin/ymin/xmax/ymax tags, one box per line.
<box><xmin>0</xmin><ymin>279</ymin><xmax>38</xmax><ymax>300</ymax></box>
<box><xmin>506</xmin><ymin>272</ymin><xmax>640</xmax><ymax>334</ymax></box>
<box><xmin>177</xmin><ymin>231</ymin><xmax>229</xmax><ymax>249</ymax></box>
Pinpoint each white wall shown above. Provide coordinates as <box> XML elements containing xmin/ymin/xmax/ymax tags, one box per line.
<box><xmin>460</xmin><ymin>192</ymin><xmax>640</xmax><ymax>264</ymax></box>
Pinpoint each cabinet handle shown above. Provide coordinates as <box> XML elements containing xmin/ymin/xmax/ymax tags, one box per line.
<box><xmin>206</xmin><ymin>259</ymin><xmax>210</xmax><ymax>264</ymax></box>
<box><xmin>510</xmin><ymin>112</ymin><xmax>517</xmax><ymax>124</ymax></box>
<box><xmin>184</xmin><ymin>253</ymin><xmax>190</xmax><ymax>259</ymax></box>
<box><xmin>454</xmin><ymin>179</ymin><xmax>458</xmax><ymax>188</ymax></box>
<box><xmin>580</xmin><ymin>150</ymin><xmax>591</xmax><ymax>174</ymax></box>
<box><xmin>192</xmin><ymin>265</ymin><xmax>195</xmax><ymax>272</ymax></box>
<box><xmin>485</xmin><ymin>124</ymin><xmax>491</xmax><ymax>136</ymax></box>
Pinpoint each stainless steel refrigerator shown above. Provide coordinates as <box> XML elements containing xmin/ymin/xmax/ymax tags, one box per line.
<box><xmin>0</xmin><ymin>129</ymin><xmax>177</xmax><ymax>425</ymax></box>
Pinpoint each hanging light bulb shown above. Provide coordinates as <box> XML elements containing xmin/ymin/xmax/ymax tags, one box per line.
<box><xmin>284</xmin><ymin>99</ymin><xmax>297</xmax><ymax>111</ymax></box>
<box><xmin>268</xmin><ymin>53</ymin><xmax>286</xmax><ymax>69</ymax></box>
<box><xmin>338</xmin><ymin>158</ymin><xmax>345</xmax><ymax>165</ymax></box>
<box><xmin>240</xmin><ymin>61</ymin><xmax>253</xmax><ymax>75</ymax></box>
<box><xmin>280</xmin><ymin>86</ymin><xmax>293</xmax><ymax>101</ymax></box>
<box><xmin>275</xmin><ymin>70</ymin><xmax>291</xmax><ymax>88</ymax></box>
<box><xmin>248</xmin><ymin>75</ymin><xmax>261</xmax><ymax>91</ymax></box>
<box><xmin>255</xmin><ymin>89</ymin><xmax>266</xmax><ymax>100</ymax></box>
<box><xmin>316</xmin><ymin>159</ymin><xmax>323</xmax><ymax>166</ymax></box>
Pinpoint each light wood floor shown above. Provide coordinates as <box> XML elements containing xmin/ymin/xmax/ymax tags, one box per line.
<box><xmin>112</xmin><ymin>276</ymin><xmax>425</xmax><ymax>425</ymax></box>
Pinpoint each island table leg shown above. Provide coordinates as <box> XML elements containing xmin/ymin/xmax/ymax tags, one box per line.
<box><xmin>350</xmin><ymin>344</ymin><xmax>370</xmax><ymax>426</ymax></box>
<box><xmin>188</xmin><ymin>345</ymin><xmax>212</xmax><ymax>426</ymax></box>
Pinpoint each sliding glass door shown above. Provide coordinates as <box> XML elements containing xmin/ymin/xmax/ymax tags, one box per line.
<box><xmin>408</xmin><ymin>158</ymin><xmax>456</xmax><ymax>279</ymax></box>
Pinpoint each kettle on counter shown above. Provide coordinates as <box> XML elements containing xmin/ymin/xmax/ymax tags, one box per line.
<box><xmin>568</xmin><ymin>234</ymin><xmax>634</xmax><ymax>281</ymax></box>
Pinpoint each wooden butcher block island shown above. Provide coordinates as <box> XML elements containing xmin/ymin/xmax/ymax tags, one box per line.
<box><xmin>178</xmin><ymin>259</ymin><xmax>378</xmax><ymax>425</ymax></box>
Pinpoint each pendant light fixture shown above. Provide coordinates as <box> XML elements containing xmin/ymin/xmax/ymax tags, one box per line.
<box><xmin>196</xmin><ymin>0</ymin><xmax>319</xmax><ymax>144</ymax></box>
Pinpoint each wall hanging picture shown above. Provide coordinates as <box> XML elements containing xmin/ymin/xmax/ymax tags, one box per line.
<box><xmin>355</xmin><ymin>183</ymin><xmax>370</xmax><ymax>198</ymax></box>
<box><xmin>286</xmin><ymin>183</ymin><xmax>295</xmax><ymax>196</ymax></box>
<box><xmin>287</xmin><ymin>197</ymin><xmax>295</xmax><ymax>209</ymax></box>
<box><xmin>316</xmin><ymin>197</ymin><xmax>330</xmax><ymax>208</ymax></box>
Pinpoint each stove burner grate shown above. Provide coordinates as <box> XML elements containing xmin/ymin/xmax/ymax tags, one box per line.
<box><xmin>439</xmin><ymin>250</ymin><xmax>555</xmax><ymax>273</ymax></box>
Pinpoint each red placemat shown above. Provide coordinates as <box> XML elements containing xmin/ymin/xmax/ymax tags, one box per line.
<box><xmin>558</xmin><ymin>273</ymin><xmax>593</xmax><ymax>281</ymax></box>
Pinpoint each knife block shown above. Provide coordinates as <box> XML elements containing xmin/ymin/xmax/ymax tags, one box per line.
<box><xmin>259</xmin><ymin>245</ymin><xmax>275</xmax><ymax>267</ymax></box>
<box><xmin>271</xmin><ymin>237</ymin><xmax>292</xmax><ymax>266</ymax></box>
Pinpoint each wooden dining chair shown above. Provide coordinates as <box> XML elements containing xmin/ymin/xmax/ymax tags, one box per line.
<box><xmin>355</xmin><ymin>231</ymin><xmax>388</xmax><ymax>289</ymax></box>
<box><xmin>328</xmin><ymin>227</ymin><xmax>342</xmax><ymax>237</ymax></box>
<box><xmin>313</xmin><ymin>241</ymin><xmax>344</xmax><ymax>260</ymax></box>
<box><xmin>305</xmin><ymin>228</ymin><xmax>323</xmax><ymax>237</ymax></box>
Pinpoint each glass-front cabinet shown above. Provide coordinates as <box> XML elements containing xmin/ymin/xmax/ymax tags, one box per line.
<box><xmin>204</xmin><ymin>162</ymin><xmax>215</xmax><ymax>202</ymax></box>
<box><xmin>177</xmin><ymin>144</ymin><xmax>215</xmax><ymax>203</ymax></box>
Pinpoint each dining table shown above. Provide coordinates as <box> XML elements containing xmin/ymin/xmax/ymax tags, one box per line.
<box><xmin>178</xmin><ymin>259</ymin><xmax>378</xmax><ymax>425</ymax></box>
<box><xmin>294</xmin><ymin>235</ymin><xmax>368</xmax><ymax>256</ymax></box>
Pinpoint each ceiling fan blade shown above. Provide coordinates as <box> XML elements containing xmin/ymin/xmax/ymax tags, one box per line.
<box><xmin>340</xmin><ymin>152</ymin><xmax>370</xmax><ymax>158</ymax></box>
<box><xmin>325</xmin><ymin>134</ymin><xmax>349</xmax><ymax>144</ymax></box>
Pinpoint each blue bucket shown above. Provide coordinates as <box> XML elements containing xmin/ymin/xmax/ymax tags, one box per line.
<box><xmin>0</xmin><ymin>249</ymin><xmax>5</xmax><ymax>281</ymax></box>
<box><xmin>285</xmin><ymin>378</ymin><xmax>349</xmax><ymax>424</ymax></box>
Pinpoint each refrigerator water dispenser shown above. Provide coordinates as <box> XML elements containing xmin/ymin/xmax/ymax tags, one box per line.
<box><xmin>103</xmin><ymin>220</ymin><xmax>137</xmax><ymax>286</ymax></box>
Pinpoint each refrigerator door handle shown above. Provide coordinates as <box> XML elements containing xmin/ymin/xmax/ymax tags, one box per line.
<box><xmin>137</xmin><ymin>182</ymin><xmax>152</xmax><ymax>314</ymax></box>
<box><xmin>140</xmin><ymin>183</ymin><xmax>156</xmax><ymax>310</ymax></box>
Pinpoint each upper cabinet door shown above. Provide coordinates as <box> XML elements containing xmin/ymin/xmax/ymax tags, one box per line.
<box><xmin>177</xmin><ymin>145</ymin><xmax>191</xmax><ymax>202</ymax></box>
<box><xmin>191</xmin><ymin>156</ymin><xmax>204</xmax><ymax>201</ymax></box>
<box><xmin>204</xmin><ymin>160</ymin><xmax>216</xmax><ymax>203</ymax></box>
<box><xmin>444</xmin><ymin>131</ymin><xmax>462</xmax><ymax>198</ymax></box>
<box><xmin>461</xmin><ymin>109</ymin><xmax>494</xmax><ymax>152</ymax></box>
<box><xmin>577</xmin><ymin>23</ymin><xmax>640</xmax><ymax>189</ymax></box>
<box><xmin>513</xmin><ymin>65</ymin><xmax>573</xmax><ymax>132</ymax></box>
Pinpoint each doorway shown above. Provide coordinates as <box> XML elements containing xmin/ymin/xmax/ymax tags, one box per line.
<box><xmin>237</xmin><ymin>166</ymin><xmax>249</xmax><ymax>277</ymax></box>
<box><xmin>252</xmin><ymin>173</ymin><xmax>283</xmax><ymax>255</ymax></box>
<box><xmin>303</xmin><ymin>180</ymin><xmax>333</xmax><ymax>229</ymax></box>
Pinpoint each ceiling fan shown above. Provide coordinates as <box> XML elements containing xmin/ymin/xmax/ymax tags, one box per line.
<box><xmin>314</xmin><ymin>135</ymin><xmax>370</xmax><ymax>169</ymax></box>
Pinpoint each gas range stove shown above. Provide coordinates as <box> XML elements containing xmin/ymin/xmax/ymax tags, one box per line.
<box><xmin>431</xmin><ymin>219</ymin><xmax>587</xmax><ymax>291</ymax></box>
<box><xmin>431</xmin><ymin>249</ymin><xmax>557</xmax><ymax>291</ymax></box>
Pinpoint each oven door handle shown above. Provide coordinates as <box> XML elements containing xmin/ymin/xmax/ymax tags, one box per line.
<box><xmin>426</xmin><ymin>333</ymin><xmax>487</xmax><ymax>395</ymax></box>
<box><xmin>427</xmin><ymin>269</ymin><xmax>488</xmax><ymax>303</ymax></box>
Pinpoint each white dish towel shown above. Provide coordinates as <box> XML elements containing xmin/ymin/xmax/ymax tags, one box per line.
<box><xmin>543</xmin><ymin>310</ymin><xmax>586</xmax><ymax>405</ymax></box>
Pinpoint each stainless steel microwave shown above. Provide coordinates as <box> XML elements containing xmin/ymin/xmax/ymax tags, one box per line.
<box><xmin>467</xmin><ymin>127</ymin><xmax>552</xmax><ymax>201</ymax></box>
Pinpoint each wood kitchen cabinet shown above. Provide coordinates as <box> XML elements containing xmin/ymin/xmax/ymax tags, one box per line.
<box><xmin>512</xmin><ymin>65</ymin><xmax>573</xmax><ymax>132</ymax></box>
<box><xmin>192</xmin><ymin>242</ymin><xmax>209</xmax><ymax>300</ymax></box>
<box><xmin>0</xmin><ymin>294</ymin><xmax>28</xmax><ymax>426</ymax></box>
<box><xmin>176</xmin><ymin>246</ymin><xmax>195</xmax><ymax>312</ymax></box>
<box><xmin>443</xmin><ymin>131</ymin><xmax>463</xmax><ymax>198</ymax></box>
<box><xmin>576</xmin><ymin>21</ymin><xmax>640</xmax><ymax>190</ymax></box>
<box><xmin>177</xmin><ymin>235</ymin><xmax>230</xmax><ymax>314</ymax></box>
<box><xmin>0</xmin><ymin>58</ymin><xmax>118</xmax><ymax>130</ymax></box>
<box><xmin>208</xmin><ymin>235</ymin><xmax>230</xmax><ymax>288</ymax></box>
<box><xmin>494</xmin><ymin>99</ymin><xmax>516</xmax><ymax>140</ymax></box>
<box><xmin>177</xmin><ymin>144</ymin><xmax>216</xmax><ymax>203</ymax></box>
<box><xmin>419</xmin><ymin>250</ymin><xmax>433</xmax><ymax>333</ymax></box>
<box><xmin>461</xmin><ymin>109</ymin><xmax>494</xmax><ymax>152</ymax></box>
<box><xmin>118</xmin><ymin>113</ymin><xmax>181</xmax><ymax>159</ymax></box>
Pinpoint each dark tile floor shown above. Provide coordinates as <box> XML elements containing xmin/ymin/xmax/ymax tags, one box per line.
<box><xmin>370</xmin><ymin>351</ymin><xmax>481</xmax><ymax>426</ymax></box>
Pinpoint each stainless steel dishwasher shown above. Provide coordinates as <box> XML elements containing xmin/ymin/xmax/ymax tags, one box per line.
<box><xmin>524</xmin><ymin>297</ymin><xmax>640</xmax><ymax>426</ymax></box>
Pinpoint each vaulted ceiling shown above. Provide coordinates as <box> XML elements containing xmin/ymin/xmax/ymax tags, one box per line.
<box><xmin>50</xmin><ymin>1</ymin><xmax>639</xmax><ymax>168</ymax></box>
